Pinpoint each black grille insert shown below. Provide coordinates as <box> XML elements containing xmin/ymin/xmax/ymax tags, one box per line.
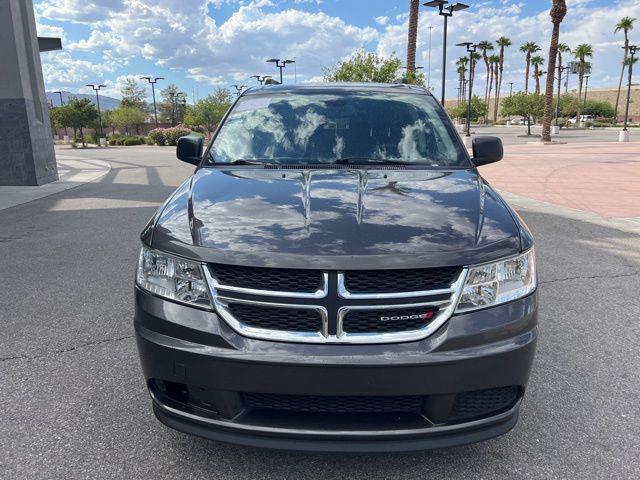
<box><xmin>344</xmin><ymin>266</ymin><xmax>461</xmax><ymax>294</ymax></box>
<box><xmin>449</xmin><ymin>386</ymin><xmax>520</xmax><ymax>422</ymax></box>
<box><xmin>211</xmin><ymin>264</ymin><xmax>322</xmax><ymax>293</ymax></box>
<box><xmin>242</xmin><ymin>392</ymin><xmax>424</xmax><ymax>414</ymax></box>
<box><xmin>228</xmin><ymin>303</ymin><xmax>322</xmax><ymax>332</ymax></box>
<box><xmin>343</xmin><ymin>307</ymin><xmax>439</xmax><ymax>334</ymax></box>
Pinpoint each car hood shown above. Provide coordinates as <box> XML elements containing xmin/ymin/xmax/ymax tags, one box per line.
<box><xmin>149</xmin><ymin>167</ymin><xmax>522</xmax><ymax>269</ymax></box>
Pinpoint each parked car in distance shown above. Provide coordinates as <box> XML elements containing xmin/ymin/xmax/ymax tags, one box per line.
<box><xmin>568</xmin><ymin>114</ymin><xmax>594</xmax><ymax>124</ymax></box>
<box><xmin>134</xmin><ymin>83</ymin><xmax>538</xmax><ymax>453</ymax></box>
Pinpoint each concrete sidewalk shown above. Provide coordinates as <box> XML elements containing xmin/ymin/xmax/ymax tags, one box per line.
<box><xmin>0</xmin><ymin>152</ymin><xmax>110</xmax><ymax>211</ymax></box>
<box><xmin>481</xmin><ymin>142</ymin><xmax>640</xmax><ymax>234</ymax></box>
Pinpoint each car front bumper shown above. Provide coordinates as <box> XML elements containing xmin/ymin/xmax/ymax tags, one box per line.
<box><xmin>134</xmin><ymin>287</ymin><xmax>537</xmax><ymax>453</ymax></box>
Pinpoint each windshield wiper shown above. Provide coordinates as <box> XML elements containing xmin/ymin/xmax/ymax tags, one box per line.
<box><xmin>229</xmin><ymin>159</ymin><xmax>267</xmax><ymax>165</ymax></box>
<box><xmin>332</xmin><ymin>157</ymin><xmax>415</xmax><ymax>165</ymax></box>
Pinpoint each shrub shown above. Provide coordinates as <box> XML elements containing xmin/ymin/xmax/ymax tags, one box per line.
<box><xmin>164</xmin><ymin>126</ymin><xmax>192</xmax><ymax>146</ymax></box>
<box><xmin>144</xmin><ymin>136</ymin><xmax>154</xmax><ymax>145</ymax></box>
<box><xmin>148</xmin><ymin>128</ymin><xmax>167</xmax><ymax>146</ymax></box>
<box><xmin>123</xmin><ymin>137</ymin><xmax>143</xmax><ymax>146</ymax></box>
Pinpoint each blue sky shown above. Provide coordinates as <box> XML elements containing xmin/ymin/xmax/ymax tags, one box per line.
<box><xmin>34</xmin><ymin>0</ymin><xmax>640</xmax><ymax>103</ymax></box>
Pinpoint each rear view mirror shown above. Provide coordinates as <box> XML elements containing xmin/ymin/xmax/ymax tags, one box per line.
<box><xmin>472</xmin><ymin>136</ymin><xmax>503</xmax><ymax>167</ymax></box>
<box><xmin>176</xmin><ymin>136</ymin><xmax>204</xmax><ymax>165</ymax></box>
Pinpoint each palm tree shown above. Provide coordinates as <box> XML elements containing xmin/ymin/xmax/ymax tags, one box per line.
<box><xmin>406</xmin><ymin>0</ymin><xmax>420</xmax><ymax>74</ymax></box>
<box><xmin>614</xmin><ymin>17</ymin><xmax>636</xmax><ymax>121</ymax></box>
<box><xmin>574</xmin><ymin>43</ymin><xmax>594</xmax><ymax>122</ymax></box>
<box><xmin>557</xmin><ymin>43</ymin><xmax>571</xmax><ymax>91</ymax></box>
<box><xmin>477</xmin><ymin>40</ymin><xmax>494</xmax><ymax>110</ymax></box>
<box><xmin>470</xmin><ymin>52</ymin><xmax>482</xmax><ymax>85</ymax></box>
<box><xmin>494</xmin><ymin>36</ymin><xmax>512</xmax><ymax>121</ymax></box>
<box><xmin>542</xmin><ymin>1</ymin><xmax>568</xmax><ymax>142</ymax></box>
<box><xmin>456</xmin><ymin>57</ymin><xmax>468</xmax><ymax>105</ymax></box>
<box><xmin>520</xmin><ymin>42</ymin><xmax>541</xmax><ymax>93</ymax></box>
<box><xmin>486</xmin><ymin>55</ymin><xmax>501</xmax><ymax>121</ymax></box>
<box><xmin>531</xmin><ymin>55</ymin><xmax>545</xmax><ymax>94</ymax></box>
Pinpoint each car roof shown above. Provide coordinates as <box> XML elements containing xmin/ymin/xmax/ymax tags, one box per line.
<box><xmin>242</xmin><ymin>82</ymin><xmax>432</xmax><ymax>96</ymax></box>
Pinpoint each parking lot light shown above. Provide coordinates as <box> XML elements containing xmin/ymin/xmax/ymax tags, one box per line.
<box><xmin>424</xmin><ymin>1</ymin><xmax>470</xmax><ymax>105</ymax></box>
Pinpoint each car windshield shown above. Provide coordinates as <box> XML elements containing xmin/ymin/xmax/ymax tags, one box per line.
<box><xmin>204</xmin><ymin>91</ymin><xmax>469</xmax><ymax>167</ymax></box>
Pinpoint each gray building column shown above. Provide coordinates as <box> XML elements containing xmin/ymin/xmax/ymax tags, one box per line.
<box><xmin>0</xmin><ymin>0</ymin><xmax>58</xmax><ymax>186</ymax></box>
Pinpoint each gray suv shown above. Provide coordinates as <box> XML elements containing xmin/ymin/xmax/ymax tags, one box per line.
<box><xmin>134</xmin><ymin>83</ymin><xmax>537</xmax><ymax>452</ymax></box>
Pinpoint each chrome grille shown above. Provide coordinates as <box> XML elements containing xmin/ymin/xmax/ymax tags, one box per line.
<box><xmin>204</xmin><ymin>266</ymin><xmax>467</xmax><ymax>344</ymax></box>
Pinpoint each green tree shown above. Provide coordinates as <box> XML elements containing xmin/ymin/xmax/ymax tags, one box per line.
<box><xmin>183</xmin><ymin>88</ymin><xmax>233</xmax><ymax>133</ymax></box>
<box><xmin>102</xmin><ymin>109</ymin><xmax>116</xmax><ymax>135</ymax></box>
<box><xmin>49</xmin><ymin>106</ymin><xmax>69</xmax><ymax>137</ymax></box>
<box><xmin>582</xmin><ymin>100</ymin><xmax>615</xmax><ymax>118</ymax></box>
<box><xmin>120</xmin><ymin>78</ymin><xmax>147</xmax><ymax>110</ymax></box>
<box><xmin>447</xmin><ymin>95</ymin><xmax>488</xmax><ymax>123</ymax></box>
<box><xmin>501</xmin><ymin>93</ymin><xmax>545</xmax><ymax>135</ymax></box>
<box><xmin>111</xmin><ymin>106</ymin><xmax>146</xmax><ymax>136</ymax></box>
<box><xmin>159</xmin><ymin>83</ymin><xmax>186</xmax><ymax>126</ymax></box>
<box><xmin>65</xmin><ymin>98</ymin><xmax>99</xmax><ymax>146</ymax></box>
<box><xmin>323</xmin><ymin>50</ymin><xmax>404</xmax><ymax>84</ymax></box>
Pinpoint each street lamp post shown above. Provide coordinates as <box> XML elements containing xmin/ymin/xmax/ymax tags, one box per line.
<box><xmin>424</xmin><ymin>1</ymin><xmax>470</xmax><ymax>105</ymax></box>
<box><xmin>141</xmin><ymin>76</ymin><xmax>164</xmax><ymax>128</ymax></box>
<box><xmin>250</xmin><ymin>75</ymin><xmax>272</xmax><ymax>85</ymax></box>
<box><xmin>457</xmin><ymin>42</ymin><xmax>477</xmax><ymax>145</ymax></box>
<box><xmin>556</xmin><ymin>65</ymin><xmax>568</xmax><ymax>128</ymax></box>
<box><xmin>583</xmin><ymin>74</ymin><xmax>590</xmax><ymax>104</ymax></box>
<box><xmin>622</xmin><ymin>45</ymin><xmax>638</xmax><ymax>140</ymax></box>
<box><xmin>427</xmin><ymin>25</ymin><xmax>434</xmax><ymax>90</ymax></box>
<box><xmin>231</xmin><ymin>85</ymin><xmax>247</xmax><ymax>97</ymax></box>
<box><xmin>53</xmin><ymin>90</ymin><xmax>68</xmax><ymax>137</ymax></box>
<box><xmin>86</xmin><ymin>83</ymin><xmax>106</xmax><ymax>139</ymax></box>
<box><xmin>53</xmin><ymin>90</ymin><xmax>64</xmax><ymax>106</ymax></box>
<box><xmin>266</xmin><ymin>58</ymin><xmax>295</xmax><ymax>84</ymax></box>
<box><xmin>508</xmin><ymin>82</ymin><xmax>514</xmax><ymax>97</ymax></box>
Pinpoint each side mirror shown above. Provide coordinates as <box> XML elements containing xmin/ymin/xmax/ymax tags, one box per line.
<box><xmin>176</xmin><ymin>135</ymin><xmax>204</xmax><ymax>165</ymax></box>
<box><xmin>472</xmin><ymin>136</ymin><xmax>503</xmax><ymax>167</ymax></box>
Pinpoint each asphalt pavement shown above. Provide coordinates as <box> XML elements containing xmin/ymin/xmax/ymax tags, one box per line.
<box><xmin>1</xmin><ymin>144</ymin><xmax>639</xmax><ymax>479</ymax></box>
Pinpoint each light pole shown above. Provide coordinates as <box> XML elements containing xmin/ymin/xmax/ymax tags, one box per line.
<box><xmin>86</xmin><ymin>83</ymin><xmax>106</xmax><ymax>138</ymax></box>
<box><xmin>622</xmin><ymin>45</ymin><xmax>638</xmax><ymax>136</ymax></box>
<box><xmin>141</xmin><ymin>76</ymin><xmax>163</xmax><ymax>128</ymax></box>
<box><xmin>53</xmin><ymin>90</ymin><xmax>64</xmax><ymax>106</ymax></box>
<box><xmin>583</xmin><ymin>74</ymin><xmax>590</xmax><ymax>104</ymax></box>
<box><xmin>556</xmin><ymin>65</ymin><xmax>568</xmax><ymax>127</ymax></box>
<box><xmin>250</xmin><ymin>75</ymin><xmax>272</xmax><ymax>85</ymax></box>
<box><xmin>508</xmin><ymin>82</ymin><xmax>514</xmax><ymax>97</ymax></box>
<box><xmin>53</xmin><ymin>90</ymin><xmax>68</xmax><ymax>136</ymax></box>
<box><xmin>231</xmin><ymin>85</ymin><xmax>247</xmax><ymax>97</ymax></box>
<box><xmin>427</xmin><ymin>25</ymin><xmax>434</xmax><ymax>90</ymax></box>
<box><xmin>457</xmin><ymin>42</ymin><xmax>477</xmax><ymax>143</ymax></box>
<box><xmin>424</xmin><ymin>1</ymin><xmax>470</xmax><ymax>105</ymax></box>
<box><xmin>266</xmin><ymin>58</ymin><xmax>295</xmax><ymax>84</ymax></box>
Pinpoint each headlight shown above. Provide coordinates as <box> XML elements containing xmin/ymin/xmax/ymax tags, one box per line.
<box><xmin>455</xmin><ymin>249</ymin><xmax>536</xmax><ymax>313</ymax></box>
<box><xmin>136</xmin><ymin>246</ymin><xmax>211</xmax><ymax>309</ymax></box>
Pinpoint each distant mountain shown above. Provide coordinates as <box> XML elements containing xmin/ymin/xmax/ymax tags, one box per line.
<box><xmin>46</xmin><ymin>91</ymin><xmax>120</xmax><ymax>110</ymax></box>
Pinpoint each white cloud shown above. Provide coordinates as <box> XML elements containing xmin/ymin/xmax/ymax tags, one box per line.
<box><xmin>34</xmin><ymin>0</ymin><xmax>640</xmax><ymax>98</ymax></box>
<box><xmin>375</xmin><ymin>16</ymin><xmax>389</xmax><ymax>26</ymax></box>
